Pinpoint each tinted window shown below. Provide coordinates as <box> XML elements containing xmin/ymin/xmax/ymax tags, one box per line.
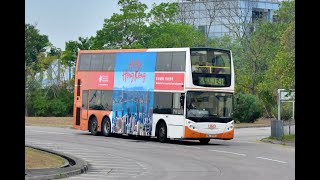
<box><xmin>191</xmin><ymin>49</ymin><xmax>231</xmax><ymax>87</ymax></box>
<box><xmin>171</xmin><ymin>52</ymin><xmax>186</xmax><ymax>71</ymax></box>
<box><xmin>186</xmin><ymin>91</ymin><xmax>233</xmax><ymax>123</ymax></box>
<box><xmin>82</xmin><ymin>90</ymin><xmax>88</xmax><ymax>109</ymax></box>
<box><xmin>173</xmin><ymin>93</ymin><xmax>184</xmax><ymax>115</ymax></box>
<box><xmin>78</xmin><ymin>54</ymin><xmax>91</xmax><ymax>71</ymax></box>
<box><xmin>90</xmin><ymin>54</ymin><xmax>104</xmax><ymax>71</ymax></box>
<box><xmin>153</xmin><ymin>92</ymin><xmax>173</xmax><ymax>114</ymax></box>
<box><xmin>156</xmin><ymin>52</ymin><xmax>172</xmax><ymax>71</ymax></box>
<box><xmin>77</xmin><ymin>79</ymin><xmax>81</xmax><ymax>96</ymax></box>
<box><xmin>101</xmin><ymin>90</ymin><xmax>113</xmax><ymax>110</ymax></box>
<box><xmin>103</xmin><ymin>53</ymin><xmax>116</xmax><ymax>71</ymax></box>
<box><xmin>89</xmin><ymin>90</ymin><xmax>103</xmax><ymax>110</ymax></box>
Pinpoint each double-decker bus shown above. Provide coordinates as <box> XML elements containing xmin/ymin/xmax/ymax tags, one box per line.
<box><xmin>73</xmin><ymin>47</ymin><xmax>234</xmax><ymax>144</ymax></box>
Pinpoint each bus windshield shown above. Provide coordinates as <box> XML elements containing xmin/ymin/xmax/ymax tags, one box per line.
<box><xmin>191</xmin><ymin>49</ymin><xmax>231</xmax><ymax>87</ymax></box>
<box><xmin>186</xmin><ymin>91</ymin><xmax>233</xmax><ymax>123</ymax></box>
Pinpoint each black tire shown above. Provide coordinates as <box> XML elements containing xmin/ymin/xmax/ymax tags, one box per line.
<box><xmin>157</xmin><ymin>122</ymin><xmax>167</xmax><ymax>143</ymax></box>
<box><xmin>101</xmin><ymin>117</ymin><xmax>111</xmax><ymax>137</ymax></box>
<box><xmin>89</xmin><ymin>117</ymin><xmax>99</xmax><ymax>136</ymax></box>
<box><xmin>199</xmin><ymin>138</ymin><xmax>210</xmax><ymax>144</ymax></box>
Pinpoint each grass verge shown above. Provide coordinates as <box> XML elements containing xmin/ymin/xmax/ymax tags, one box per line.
<box><xmin>25</xmin><ymin>117</ymin><xmax>72</xmax><ymax>127</ymax></box>
<box><xmin>25</xmin><ymin>147</ymin><xmax>66</xmax><ymax>169</ymax></box>
<box><xmin>266</xmin><ymin>134</ymin><xmax>295</xmax><ymax>142</ymax></box>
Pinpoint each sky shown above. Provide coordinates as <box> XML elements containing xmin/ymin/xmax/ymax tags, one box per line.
<box><xmin>25</xmin><ymin>0</ymin><xmax>172</xmax><ymax>51</ymax></box>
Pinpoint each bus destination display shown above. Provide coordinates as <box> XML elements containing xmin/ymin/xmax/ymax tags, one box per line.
<box><xmin>199</xmin><ymin>77</ymin><xmax>225</xmax><ymax>86</ymax></box>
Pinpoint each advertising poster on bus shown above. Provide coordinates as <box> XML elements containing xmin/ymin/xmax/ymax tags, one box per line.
<box><xmin>111</xmin><ymin>52</ymin><xmax>156</xmax><ymax>136</ymax></box>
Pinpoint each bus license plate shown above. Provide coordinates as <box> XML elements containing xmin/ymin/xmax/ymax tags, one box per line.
<box><xmin>207</xmin><ymin>134</ymin><xmax>216</xmax><ymax>138</ymax></box>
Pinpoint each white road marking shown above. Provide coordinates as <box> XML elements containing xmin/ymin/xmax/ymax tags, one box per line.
<box><xmin>256</xmin><ymin>156</ymin><xmax>287</xmax><ymax>164</ymax></box>
<box><xmin>67</xmin><ymin>176</ymin><xmax>107</xmax><ymax>179</ymax></box>
<box><xmin>229</xmin><ymin>140</ymin><xmax>256</xmax><ymax>144</ymax></box>
<box><xmin>209</xmin><ymin>149</ymin><xmax>247</xmax><ymax>156</ymax></box>
<box><xmin>183</xmin><ymin>146</ymin><xmax>201</xmax><ymax>149</ymax></box>
<box><xmin>30</xmin><ymin>130</ymin><xmax>66</xmax><ymax>135</ymax></box>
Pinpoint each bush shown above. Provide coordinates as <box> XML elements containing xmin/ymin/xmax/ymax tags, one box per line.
<box><xmin>49</xmin><ymin>99</ymin><xmax>69</xmax><ymax>116</ymax></box>
<box><xmin>31</xmin><ymin>95</ymin><xmax>50</xmax><ymax>116</ymax></box>
<box><xmin>26</xmin><ymin>84</ymin><xmax>74</xmax><ymax>117</ymax></box>
<box><xmin>234</xmin><ymin>93</ymin><xmax>263</xmax><ymax>123</ymax></box>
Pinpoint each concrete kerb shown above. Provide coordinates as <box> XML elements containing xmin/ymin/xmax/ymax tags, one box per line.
<box><xmin>25</xmin><ymin>145</ymin><xmax>89</xmax><ymax>180</ymax></box>
<box><xmin>260</xmin><ymin>138</ymin><xmax>295</xmax><ymax>147</ymax></box>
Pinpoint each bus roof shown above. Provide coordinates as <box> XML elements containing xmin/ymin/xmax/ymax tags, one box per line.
<box><xmin>78</xmin><ymin>47</ymin><xmax>230</xmax><ymax>54</ymax></box>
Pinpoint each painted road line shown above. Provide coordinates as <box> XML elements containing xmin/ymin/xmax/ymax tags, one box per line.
<box><xmin>209</xmin><ymin>149</ymin><xmax>247</xmax><ymax>156</ymax></box>
<box><xmin>67</xmin><ymin>176</ymin><xmax>107</xmax><ymax>179</ymax></box>
<box><xmin>256</xmin><ymin>156</ymin><xmax>287</xmax><ymax>164</ymax></box>
<box><xmin>229</xmin><ymin>140</ymin><xmax>256</xmax><ymax>144</ymax></box>
<box><xmin>183</xmin><ymin>146</ymin><xmax>201</xmax><ymax>149</ymax></box>
<box><xmin>30</xmin><ymin>130</ymin><xmax>66</xmax><ymax>135</ymax></box>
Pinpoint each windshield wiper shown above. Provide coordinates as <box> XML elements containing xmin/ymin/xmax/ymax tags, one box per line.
<box><xmin>198</xmin><ymin>114</ymin><xmax>211</xmax><ymax>122</ymax></box>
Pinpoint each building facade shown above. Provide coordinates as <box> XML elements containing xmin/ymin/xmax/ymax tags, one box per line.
<box><xmin>176</xmin><ymin>0</ymin><xmax>282</xmax><ymax>38</ymax></box>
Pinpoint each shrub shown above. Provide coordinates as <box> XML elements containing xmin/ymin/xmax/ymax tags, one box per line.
<box><xmin>234</xmin><ymin>93</ymin><xmax>263</xmax><ymax>123</ymax></box>
<box><xmin>26</xmin><ymin>84</ymin><xmax>74</xmax><ymax>117</ymax></box>
<box><xmin>31</xmin><ymin>95</ymin><xmax>50</xmax><ymax>116</ymax></box>
<box><xmin>49</xmin><ymin>99</ymin><xmax>69</xmax><ymax>116</ymax></box>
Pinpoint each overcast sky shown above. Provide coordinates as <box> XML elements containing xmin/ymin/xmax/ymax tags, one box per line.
<box><xmin>25</xmin><ymin>0</ymin><xmax>173</xmax><ymax>50</ymax></box>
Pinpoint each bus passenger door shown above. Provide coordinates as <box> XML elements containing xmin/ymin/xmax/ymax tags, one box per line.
<box><xmin>81</xmin><ymin>90</ymin><xmax>89</xmax><ymax>120</ymax></box>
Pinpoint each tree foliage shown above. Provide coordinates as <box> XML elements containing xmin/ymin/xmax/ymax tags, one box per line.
<box><xmin>26</xmin><ymin>0</ymin><xmax>295</xmax><ymax>119</ymax></box>
<box><xmin>25</xmin><ymin>24</ymin><xmax>50</xmax><ymax>68</ymax></box>
<box><xmin>234</xmin><ymin>93</ymin><xmax>263</xmax><ymax>123</ymax></box>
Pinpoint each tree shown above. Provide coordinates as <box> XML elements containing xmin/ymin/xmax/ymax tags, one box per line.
<box><xmin>146</xmin><ymin>22</ymin><xmax>205</xmax><ymax>48</ymax></box>
<box><xmin>25</xmin><ymin>23</ymin><xmax>51</xmax><ymax>116</ymax></box>
<box><xmin>61</xmin><ymin>37</ymin><xmax>94</xmax><ymax>67</ymax></box>
<box><xmin>176</xmin><ymin>0</ymin><xmax>197</xmax><ymax>26</ymax></box>
<box><xmin>93</xmin><ymin>0</ymin><xmax>148</xmax><ymax>49</ymax></box>
<box><xmin>25</xmin><ymin>24</ymin><xmax>50</xmax><ymax>70</ymax></box>
<box><xmin>219</xmin><ymin>0</ymin><xmax>256</xmax><ymax>40</ymax></box>
<box><xmin>149</xmin><ymin>2</ymin><xmax>179</xmax><ymax>24</ymax></box>
<box><xmin>201</xmin><ymin>0</ymin><xmax>223</xmax><ymax>45</ymax></box>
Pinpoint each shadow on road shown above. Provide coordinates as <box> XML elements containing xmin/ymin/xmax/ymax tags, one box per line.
<box><xmin>77</xmin><ymin>132</ymin><xmax>225</xmax><ymax>146</ymax></box>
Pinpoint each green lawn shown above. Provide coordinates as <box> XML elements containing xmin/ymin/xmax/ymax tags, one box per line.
<box><xmin>25</xmin><ymin>147</ymin><xmax>66</xmax><ymax>169</ymax></box>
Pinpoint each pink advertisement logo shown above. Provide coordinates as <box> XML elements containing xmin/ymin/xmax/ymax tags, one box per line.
<box><xmin>86</xmin><ymin>72</ymin><xmax>114</xmax><ymax>89</ymax></box>
<box><xmin>122</xmin><ymin>59</ymin><xmax>146</xmax><ymax>83</ymax></box>
<box><xmin>154</xmin><ymin>72</ymin><xmax>184</xmax><ymax>91</ymax></box>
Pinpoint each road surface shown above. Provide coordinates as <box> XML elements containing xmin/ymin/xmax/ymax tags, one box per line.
<box><xmin>25</xmin><ymin>126</ymin><xmax>294</xmax><ymax>180</ymax></box>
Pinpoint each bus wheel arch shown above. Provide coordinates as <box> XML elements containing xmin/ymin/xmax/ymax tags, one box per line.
<box><xmin>88</xmin><ymin>115</ymin><xmax>99</xmax><ymax>136</ymax></box>
<box><xmin>156</xmin><ymin>119</ymin><xmax>167</xmax><ymax>143</ymax></box>
<box><xmin>101</xmin><ymin>116</ymin><xmax>111</xmax><ymax>137</ymax></box>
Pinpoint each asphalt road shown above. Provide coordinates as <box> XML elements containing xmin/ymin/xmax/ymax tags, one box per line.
<box><xmin>25</xmin><ymin>126</ymin><xmax>295</xmax><ymax>180</ymax></box>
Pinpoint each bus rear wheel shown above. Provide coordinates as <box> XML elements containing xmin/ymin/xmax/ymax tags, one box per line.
<box><xmin>199</xmin><ymin>138</ymin><xmax>210</xmax><ymax>144</ymax></box>
<box><xmin>157</xmin><ymin>122</ymin><xmax>167</xmax><ymax>143</ymax></box>
<box><xmin>101</xmin><ymin>117</ymin><xmax>111</xmax><ymax>137</ymax></box>
<box><xmin>89</xmin><ymin>117</ymin><xmax>99</xmax><ymax>136</ymax></box>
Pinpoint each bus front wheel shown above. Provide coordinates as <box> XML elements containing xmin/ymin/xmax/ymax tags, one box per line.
<box><xmin>199</xmin><ymin>138</ymin><xmax>210</xmax><ymax>144</ymax></box>
<box><xmin>89</xmin><ymin>117</ymin><xmax>99</xmax><ymax>136</ymax></box>
<box><xmin>101</xmin><ymin>117</ymin><xmax>111</xmax><ymax>137</ymax></box>
<box><xmin>157</xmin><ymin>122</ymin><xmax>167</xmax><ymax>143</ymax></box>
